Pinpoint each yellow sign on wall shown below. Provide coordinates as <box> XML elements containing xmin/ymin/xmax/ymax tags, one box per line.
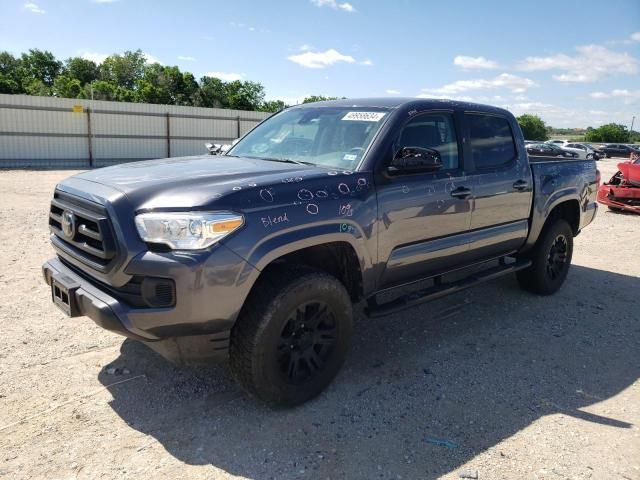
<box><xmin>72</xmin><ymin>105</ymin><xmax>84</xmax><ymax>113</ymax></box>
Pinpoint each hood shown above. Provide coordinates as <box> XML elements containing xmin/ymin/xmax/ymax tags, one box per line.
<box><xmin>67</xmin><ymin>155</ymin><xmax>338</xmax><ymax>211</ymax></box>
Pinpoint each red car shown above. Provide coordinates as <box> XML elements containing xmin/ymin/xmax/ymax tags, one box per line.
<box><xmin>597</xmin><ymin>153</ymin><xmax>640</xmax><ymax>213</ymax></box>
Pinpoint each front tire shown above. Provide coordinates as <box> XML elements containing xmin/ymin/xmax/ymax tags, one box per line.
<box><xmin>229</xmin><ymin>266</ymin><xmax>353</xmax><ymax>407</ymax></box>
<box><xmin>517</xmin><ymin>219</ymin><xmax>573</xmax><ymax>295</ymax></box>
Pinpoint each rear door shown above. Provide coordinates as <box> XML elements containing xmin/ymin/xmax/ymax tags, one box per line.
<box><xmin>463</xmin><ymin>113</ymin><xmax>533</xmax><ymax>261</ymax></box>
<box><xmin>376</xmin><ymin>111</ymin><xmax>473</xmax><ymax>289</ymax></box>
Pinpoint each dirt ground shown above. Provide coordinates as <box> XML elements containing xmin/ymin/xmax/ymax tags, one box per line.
<box><xmin>0</xmin><ymin>160</ymin><xmax>638</xmax><ymax>480</ymax></box>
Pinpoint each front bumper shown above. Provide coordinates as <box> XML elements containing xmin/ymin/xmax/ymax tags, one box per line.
<box><xmin>43</xmin><ymin>257</ymin><xmax>154</xmax><ymax>340</ymax></box>
<box><xmin>43</xmin><ymin>242</ymin><xmax>260</xmax><ymax>364</ymax></box>
<box><xmin>597</xmin><ymin>184</ymin><xmax>640</xmax><ymax>214</ymax></box>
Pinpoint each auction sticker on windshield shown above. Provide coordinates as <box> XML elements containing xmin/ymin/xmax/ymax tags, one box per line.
<box><xmin>342</xmin><ymin>112</ymin><xmax>386</xmax><ymax>122</ymax></box>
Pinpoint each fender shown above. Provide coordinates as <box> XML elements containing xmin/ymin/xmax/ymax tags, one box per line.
<box><xmin>524</xmin><ymin>180</ymin><xmax>582</xmax><ymax>252</ymax></box>
<box><xmin>231</xmin><ymin>220</ymin><xmax>376</xmax><ymax>298</ymax></box>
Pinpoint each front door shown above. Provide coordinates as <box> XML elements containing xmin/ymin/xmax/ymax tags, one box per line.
<box><xmin>376</xmin><ymin>111</ymin><xmax>473</xmax><ymax>289</ymax></box>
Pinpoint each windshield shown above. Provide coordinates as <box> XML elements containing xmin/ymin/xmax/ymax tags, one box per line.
<box><xmin>227</xmin><ymin>107</ymin><xmax>389</xmax><ymax>170</ymax></box>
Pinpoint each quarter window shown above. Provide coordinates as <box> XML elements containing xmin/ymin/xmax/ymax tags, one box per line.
<box><xmin>395</xmin><ymin>113</ymin><xmax>459</xmax><ymax>170</ymax></box>
<box><xmin>467</xmin><ymin>114</ymin><xmax>517</xmax><ymax>169</ymax></box>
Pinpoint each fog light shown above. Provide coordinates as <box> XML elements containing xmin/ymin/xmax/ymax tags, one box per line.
<box><xmin>141</xmin><ymin>278</ymin><xmax>175</xmax><ymax>308</ymax></box>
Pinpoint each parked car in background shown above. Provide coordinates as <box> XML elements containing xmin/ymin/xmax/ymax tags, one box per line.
<box><xmin>564</xmin><ymin>143</ymin><xmax>601</xmax><ymax>160</ymax></box>
<box><xmin>597</xmin><ymin>144</ymin><xmax>640</xmax><ymax>158</ymax></box>
<box><xmin>547</xmin><ymin>140</ymin><xmax>568</xmax><ymax>146</ymax></box>
<box><xmin>526</xmin><ymin>142</ymin><xmax>579</xmax><ymax>158</ymax></box>
<box><xmin>585</xmin><ymin>143</ymin><xmax>605</xmax><ymax>151</ymax></box>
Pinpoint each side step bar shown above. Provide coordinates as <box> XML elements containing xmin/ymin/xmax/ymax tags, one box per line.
<box><xmin>365</xmin><ymin>258</ymin><xmax>532</xmax><ymax>318</ymax></box>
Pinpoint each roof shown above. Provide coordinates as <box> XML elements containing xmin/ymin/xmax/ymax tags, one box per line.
<box><xmin>289</xmin><ymin>97</ymin><xmax>512</xmax><ymax>116</ymax></box>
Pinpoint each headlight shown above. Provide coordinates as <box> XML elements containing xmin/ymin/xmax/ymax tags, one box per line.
<box><xmin>135</xmin><ymin>212</ymin><xmax>244</xmax><ymax>250</ymax></box>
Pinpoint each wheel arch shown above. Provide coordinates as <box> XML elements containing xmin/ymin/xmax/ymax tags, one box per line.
<box><xmin>545</xmin><ymin>199</ymin><xmax>581</xmax><ymax>235</ymax></box>
<box><xmin>259</xmin><ymin>240</ymin><xmax>365</xmax><ymax>303</ymax></box>
<box><xmin>232</xmin><ymin>228</ymin><xmax>372</xmax><ymax>309</ymax></box>
<box><xmin>521</xmin><ymin>193</ymin><xmax>582</xmax><ymax>254</ymax></box>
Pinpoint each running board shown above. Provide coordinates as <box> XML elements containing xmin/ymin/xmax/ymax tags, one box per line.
<box><xmin>365</xmin><ymin>258</ymin><xmax>532</xmax><ymax>318</ymax></box>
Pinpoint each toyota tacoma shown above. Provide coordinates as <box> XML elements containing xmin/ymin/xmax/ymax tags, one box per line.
<box><xmin>43</xmin><ymin>98</ymin><xmax>598</xmax><ymax>406</ymax></box>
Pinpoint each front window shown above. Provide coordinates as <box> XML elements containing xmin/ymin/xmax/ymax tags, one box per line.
<box><xmin>394</xmin><ymin>113</ymin><xmax>459</xmax><ymax>170</ymax></box>
<box><xmin>227</xmin><ymin>106</ymin><xmax>389</xmax><ymax>170</ymax></box>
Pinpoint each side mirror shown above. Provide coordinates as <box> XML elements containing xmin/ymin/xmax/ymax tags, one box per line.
<box><xmin>387</xmin><ymin>146</ymin><xmax>442</xmax><ymax>175</ymax></box>
<box><xmin>206</xmin><ymin>143</ymin><xmax>232</xmax><ymax>155</ymax></box>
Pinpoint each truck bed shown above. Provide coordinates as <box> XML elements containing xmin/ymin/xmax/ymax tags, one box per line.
<box><xmin>524</xmin><ymin>156</ymin><xmax>598</xmax><ymax>251</ymax></box>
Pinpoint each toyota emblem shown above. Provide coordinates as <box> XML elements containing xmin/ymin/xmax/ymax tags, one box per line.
<box><xmin>61</xmin><ymin>210</ymin><xmax>76</xmax><ymax>239</ymax></box>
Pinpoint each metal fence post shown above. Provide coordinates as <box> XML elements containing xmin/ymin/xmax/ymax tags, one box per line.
<box><xmin>236</xmin><ymin>116</ymin><xmax>241</xmax><ymax>139</ymax></box>
<box><xmin>166</xmin><ymin>112</ymin><xmax>171</xmax><ymax>157</ymax></box>
<box><xmin>86</xmin><ymin>107</ymin><xmax>93</xmax><ymax>168</ymax></box>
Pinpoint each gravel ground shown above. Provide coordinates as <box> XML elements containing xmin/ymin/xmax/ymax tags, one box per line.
<box><xmin>0</xmin><ymin>160</ymin><xmax>639</xmax><ymax>480</ymax></box>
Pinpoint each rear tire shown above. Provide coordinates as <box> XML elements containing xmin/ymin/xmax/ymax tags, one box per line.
<box><xmin>517</xmin><ymin>219</ymin><xmax>573</xmax><ymax>295</ymax></box>
<box><xmin>229</xmin><ymin>266</ymin><xmax>353</xmax><ymax>407</ymax></box>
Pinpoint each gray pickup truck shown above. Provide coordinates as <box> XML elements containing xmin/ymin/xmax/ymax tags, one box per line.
<box><xmin>43</xmin><ymin>98</ymin><xmax>598</xmax><ymax>406</ymax></box>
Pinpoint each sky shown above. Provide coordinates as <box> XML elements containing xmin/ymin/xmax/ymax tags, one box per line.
<box><xmin>1</xmin><ymin>0</ymin><xmax>639</xmax><ymax>129</ymax></box>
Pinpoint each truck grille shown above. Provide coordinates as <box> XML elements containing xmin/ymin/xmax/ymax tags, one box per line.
<box><xmin>49</xmin><ymin>191</ymin><xmax>118</xmax><ymax>273</ymax></box>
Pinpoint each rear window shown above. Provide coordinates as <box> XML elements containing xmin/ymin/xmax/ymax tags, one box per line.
<box><xmin>467</xmin><ymin>114</ymin><xmax>517</xmax><ymax>169</ymax></box>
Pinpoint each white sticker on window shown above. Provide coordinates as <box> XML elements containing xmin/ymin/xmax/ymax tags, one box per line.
<box><xmin>343</xmin><ymin>154</ymin><xmax>357</xmax><ymax>161</ymax></box>
<box><xmin>342</xmin><ymin>111</ymin><xmax>386</xmax><ymax>122</ymax></box>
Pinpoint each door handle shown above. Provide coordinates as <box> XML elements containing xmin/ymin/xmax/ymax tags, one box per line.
<box><xmin>513</xmin><ymin>180</ymin><xmax>529</xmax><ymax>191</ymax></box>
<box><xmin>450</xmin><ymin>187</ymin><xmax>471</xmax><ymax>199</ymax></box>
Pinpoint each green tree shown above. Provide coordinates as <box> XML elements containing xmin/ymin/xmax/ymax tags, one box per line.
<box><xmin>136</xmin><ymin>63</ymin><xmax>172</xmax><ymax>104</ymax></box>
<box><xmin>224</xmin><ymin>80</ymin><xmax>265</xmax><ymax>110</ymax></box>
<box><xmin>20</xmin><ymin>49</ymin><xmax>62</xmax><ymax>86</ymax></box>
<box><xmin>584</xmin><ymin>123</ymin><xmax>630</xmax><ymax>143</ymax></box>
<box><xmin>195</xmin><ymin>76</ymin><xmax>227</xmax><ymax>108</ymax></box>
<box><xmin>194</xmin><ymin>77</ymin><xmax>265</xmax><ymax>110</ymax></box>
<box><xmin>64</xmin><ymin>57</ymin><xmax>99</xmax><ymax>85</ymax></box>
<box><xmin>0</xmin><ymin>75</ymin><xmax>20</xmax><ymax>93</ymax></box>
<box><xmin>178</xmin><ymin>72</ymin><xmax>199</xmax><ymax>105</ymax></box>
<box><xmin>23</xmin><ymin>79</ymin><xmax>50</xmax><ymax>96</ymax></box>
<box><xmin>517</xmin><ymin>114</ymin><xmax>548</xmax><ymax>141</ymax></box>
<box><xmin>136</xmin><ymin>64</ymin><xmax>198</xmax><ymax>105</ymax></box>
<box><xmin>2</xmin><ymin>47</ymin><xmax>277</xmax><ymax>113</ymax></box>
<box><xmin>303</xmin><ymin>95</ymin><xmax>338</xmax><ymax>103</ymax></box>
<box><xmin>100</xmin><ymin>50</ymin><xmax>146</xmax><ymax>90</ymax></box>
<box><xmin>0</xmin><ymin>51</ymin><xmax>23</xmax><ymax>93</ymax></box>
<box><xmin>260</xmin><ymin>99</ymin><xmax>286</xmax><ymax>112</ymax></box>
<box><xmin>52</xmin><ymin>74</ymin><xmax>83</xmax><ymax>98</ymax></box>
<box><xmin>115</xmin><ymin>85</ymin><xmax>136</xmax><ymax>102</ymax></box>
<box><xmin>0</xmin><ymin>51</ymin><xmax>20</xmax><ymax>76</ymax></box>
<box><xmin>83</xmin><ymin>80</ymin><xmax>117</xmax><ymax>101</ymax></box>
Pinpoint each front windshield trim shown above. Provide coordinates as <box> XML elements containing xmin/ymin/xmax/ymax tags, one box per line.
<box><xmin>226</xmin><ymin>105</ymin><xmax>392</xmax><ymax>172</ymax></box>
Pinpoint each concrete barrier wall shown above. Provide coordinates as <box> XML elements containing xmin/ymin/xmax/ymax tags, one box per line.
<box><xmin>0</xmin><ymin>94</ymin><xmax>271</xmax><ymax>168</ymax></box>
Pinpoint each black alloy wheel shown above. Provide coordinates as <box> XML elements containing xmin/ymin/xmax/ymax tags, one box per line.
<box><xmin>546</xmin><ymin>234</ymin><xmax>569</xmax><ymax>280</ymax></box>
<box><xmin>277</xmin><ymin>301</ymin><xmax>337</xmax><ymax>385</ymax></box>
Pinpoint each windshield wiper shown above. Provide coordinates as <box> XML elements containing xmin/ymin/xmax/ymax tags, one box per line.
<box><xmin>245</xmin><ymin>156</ymin><xmax>315</xmax><ymax>166</ymax></box>
<box><xmin>271</xmin><ymin>158</ymin><xmax>316</xmax><ymax>166</ymax></box>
